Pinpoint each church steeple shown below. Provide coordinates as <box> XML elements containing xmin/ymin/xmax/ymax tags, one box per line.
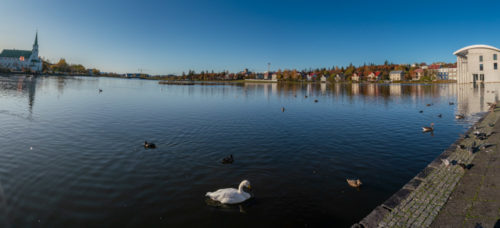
<box><xmin>34</xmin><ymin>31</ymin><xmax>38</xmax><ymax>47</ymax></box>
<box><xmin>32</xmin><ymin>31</ymin><xmax>39</xmax><ymax>60</ymax></box>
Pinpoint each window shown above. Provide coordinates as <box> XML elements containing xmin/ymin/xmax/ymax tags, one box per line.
<box><xmin>494</xmin><ymin>54</ymin><xmax>498</xmax><ymax>61</ymax></box>
<box><xmin>480</xmin><ymin>74</ymin><xmax>484</xmax><ymax>81</ymax></box>
<box><xmin>480</xmin><ymin>55</ymin><xmax>483</xmax><ymax>62</ymax></box>
<box><xmin>495</xmin><ymin>63</ymin><xmax>498</xmax><ymax>70</ymax></box>
<box><xmin>480</xmin><ymin>64</ymin><xmax>483</xmax><ymax>71</ymax></box>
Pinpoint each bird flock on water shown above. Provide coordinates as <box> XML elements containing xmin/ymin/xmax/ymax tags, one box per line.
<box><xmin>125</xmin><ymin>85</ymin><xmax>497</xmax><ymax>206</ymax></box>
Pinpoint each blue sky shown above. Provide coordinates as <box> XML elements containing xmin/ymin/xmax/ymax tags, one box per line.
<box><xmin>1</xmin><ymin>0</ymin><xmax>499</xmax><ymax>75</ymax></box>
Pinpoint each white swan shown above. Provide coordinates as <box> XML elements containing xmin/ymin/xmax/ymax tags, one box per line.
<box><xmin>206</xmin><ymin>180</ymin><xmax>252</xmax><ymax>204</ymax></box>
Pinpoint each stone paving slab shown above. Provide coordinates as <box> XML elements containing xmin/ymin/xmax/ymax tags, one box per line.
<box><xmin>431</xmin><ymin>108</ymin><xmax>500</xmax><ymax>228</ymax></box>
<box><xmin>354</xmin><ymin>108</ymin><xmax>500</xmax><ymax>228</ymax></box>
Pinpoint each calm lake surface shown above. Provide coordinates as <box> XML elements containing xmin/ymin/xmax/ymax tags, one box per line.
<box><xmin>0</xmin><ymin>76</ymin><xmax>497</xmax><ymax>227</ymax></box>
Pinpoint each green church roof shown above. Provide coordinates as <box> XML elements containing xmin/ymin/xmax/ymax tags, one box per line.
<box><xmin>0</xmin><ymin>49</ymin><xmax>32</xmax><ymax>58</ymax></box>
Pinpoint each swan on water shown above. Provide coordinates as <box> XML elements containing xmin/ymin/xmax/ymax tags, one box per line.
<box><xmin>206</xmin><ymin>180</ymin><xmax>252</xmax><ymax>204</ymax></box>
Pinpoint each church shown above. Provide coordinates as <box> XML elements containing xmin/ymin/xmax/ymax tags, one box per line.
<box><xmin>0</xmin><ymin>32</ymin><xmax>42</xmax><ymax>72</ymax></box>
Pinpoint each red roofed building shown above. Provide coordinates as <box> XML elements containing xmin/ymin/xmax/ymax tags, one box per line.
<box><xmin>428</xmin><ymin>64</ymin><xmax>441</xmax><ymax>70</ymax></box>
<box><xmin>412</xmin><ymin>68</ymin><xmax>424</xmax><ymax>80</ymax></box>
<box><xmin>366</xmin><ymin>71</ymin><xmax>381</xmax><ymax>81</ymax></box>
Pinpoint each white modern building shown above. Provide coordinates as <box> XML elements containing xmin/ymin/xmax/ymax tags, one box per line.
<box><xmin>0</xmin><ymin>32</ymin><xmax>42</xmax><ymax>72</ymax></box>
<box><xmin>437</xmin><ymin>67</ymin><xmax>457</xmax><ymax>80</ymax></box>
<box><xmin>454</xmin><ymin>45</ymin><xmax>500</xmax><ymax>83</ymax></box>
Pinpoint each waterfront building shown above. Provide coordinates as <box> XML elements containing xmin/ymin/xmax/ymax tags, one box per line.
<box><xmin>366</xmin><ymin>71</ymin><xmax>381</xmax><ymax>81</ymax></box>
<box><xmin>412</xmin><ymin>69</ymin><xmax>424</xmax><ymax>80</ymax></box>
<box><xmin>335</xmin><ymin>73</ymin><xmax>345</xmax><ymax>82</ymax></box>
<box><xmin>389</xmin><ymin>70</ymin><xmax>404</xmax><ymax>81</ymax></box>
<box><xmin>448</xmin><ymin>67</ymin><xmax>457</xmax><ymax>80</ymax></box>
<box><xmin>0</xmin><ymin>32</ymin><xmax>42</xmax><ymax>72</ymax></box>
<box><xmin>437</xmin><ymin>68</ymin><xmax>449</xmax><ymax>80</ymax></box>
<box><xmin>351</xmin><ymin>73</ymin><xmax>360</xmax><ymax>82</ymax></box>
<box><xmin>454</xmin><ymin>45</ymin><xmax>500</xmax><ymax>83</ymax></box>
<box><xmin>437</xmin><ymin>67</ymin><xmax>457</xmax><ymax>80</ymax></box>
<box><xmin>320</xmin><ymin>75</ymin><xmax>327</xmax><ymax>83</ymax></box>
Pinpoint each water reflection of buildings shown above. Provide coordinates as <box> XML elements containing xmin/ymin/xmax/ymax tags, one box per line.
<box><xmin>240</xmin><ymin>83</ymin><xmax>454</xmax><ymax>100</ymax></box>
<box><xmin>389</xmin><ymin>84</ymin><xmax>400</xmax><ymax>96</ymax></box>
<box><xmin>457</xmin><ymin>83</ymin><xmax>500</xmax><ymax>116</ymax></box>
<box><xmin>6</xmin><ymin>76</ymin><xmax>37</xmax><ymax>113</ymax></box>
<box><xmin>243</xmin><ymin>83</ymin><xmax>278</xmax><ymax>98</ymax></box>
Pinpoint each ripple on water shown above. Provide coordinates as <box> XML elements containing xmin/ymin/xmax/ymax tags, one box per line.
<box><xmin>0</xmin><ymin>76</ymin><xmax>489</xmax><ymax>227</ymax></box>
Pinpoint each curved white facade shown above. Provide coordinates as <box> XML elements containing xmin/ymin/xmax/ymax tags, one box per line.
<box><xmin>454</xmin><ymin>44</ymin><xmax>500</xmax><ymax>83</ymax></box>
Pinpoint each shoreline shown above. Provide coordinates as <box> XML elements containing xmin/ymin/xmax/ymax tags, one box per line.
<box><xmin>354</xmin><ymin>109</ymin><xmax>496</xmax><ymax>227</ymax></box>
<box><xmin>0</xmin><ymin>74</ymin><xmax>459</xmax><ymax>85</ymax></box>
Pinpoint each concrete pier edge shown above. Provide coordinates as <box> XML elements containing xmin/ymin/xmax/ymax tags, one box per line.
<box><xmin>352</xmin><ymin>111</ymin><xmax>491</xmax><ymax>228</ymax></box>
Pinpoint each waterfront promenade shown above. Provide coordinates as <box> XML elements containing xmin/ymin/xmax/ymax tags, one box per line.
<box><xmin>357</xmin><ymin>107</ymin><xmax>500</xmax><ymax>227</ymax></box>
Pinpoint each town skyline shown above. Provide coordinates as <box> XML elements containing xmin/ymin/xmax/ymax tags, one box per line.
<box><xmin>1</xmin><ymin>0</ymin><xmax>500</xmax><ymax>75</ymax></box>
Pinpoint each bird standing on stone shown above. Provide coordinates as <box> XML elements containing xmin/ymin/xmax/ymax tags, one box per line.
<box><xmin>458</xmin><ymin>163</ymin><xmax>468</xmax><ymax>170</ymax></box>
<box><xmin>442</xmin><ymin>159</ymin><xmax>450</xmax><ymax>167</ymax></box>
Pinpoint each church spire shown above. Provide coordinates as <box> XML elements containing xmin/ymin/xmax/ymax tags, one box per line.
<box><xmin>34</xmin><ymin>31</ymin><xmax>38</xmax><ymax>46</ymax></box>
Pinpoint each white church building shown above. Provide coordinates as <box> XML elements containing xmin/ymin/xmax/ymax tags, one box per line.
<box><xmin>0</xmin><ymin>32</ymin><xmax>42</xmax><ymax>72</ymax></box>
<box><xmin>454</xmin><ymin>44</ymin><xmax>500</xmax><ymax>83</ymax></box>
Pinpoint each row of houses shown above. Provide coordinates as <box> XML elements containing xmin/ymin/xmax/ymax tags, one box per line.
<box><xmin>408</xmin><ymin>64</ymin><xmax>457</xmax><ymax>81</ymax></box>
<box><xmin>389</xmin><ymin>65</ymin><xmax>458</xmax><ymax>82</ymax></box>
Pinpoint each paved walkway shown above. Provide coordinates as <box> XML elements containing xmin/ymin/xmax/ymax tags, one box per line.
<box><xmin>358</xmin><ymin>109</ymin><xmax>500</xmax><ymax>227</ymax></box>
<box><xmin>431</xmin><ymin>111</ymin><xmax>500</xmax><ymax>227</ymax></box>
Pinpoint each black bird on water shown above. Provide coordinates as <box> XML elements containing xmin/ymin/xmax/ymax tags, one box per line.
<box><xmin>144</xmin><ymin>141</ymin><xmax>156</xmax><ymax>149</ymax></box>
<box><xmin>222</xmin><ymin>154</ymin><xmax>234</xmax><ymax>164</ymax></box>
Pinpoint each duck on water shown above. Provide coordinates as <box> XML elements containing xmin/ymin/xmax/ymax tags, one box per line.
<box><xmin>222</xmin><ymin>154</ymin><xmax>234</xmax><ymax>164</ymax></box>
<box><xmin>144</xmin><ymin>141</ymin><xmax>156</xmax><ymax>149</ymax></box>
<box><xmin>422</xmin><ymin>123</ymin><xmax>434</xmax><ymax>132</ymax></box>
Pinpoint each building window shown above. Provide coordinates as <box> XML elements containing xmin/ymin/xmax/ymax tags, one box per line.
<box><xmin>495</xmin><ymin>63</ymin><xmax>498</xmax><ymax>70</ymax></box>
<box><xmin>480</xmin><ymin>74</ymin><xmax>484</xmax><ymax>81</ymax></box>
<box><xmin>495</xmin><ymin>54</ymin><xmax>498</xmax><ymax>60</ymax></box>
<box><xmin>480</xmin><ymin>55</ymin><xmax>483</xmax><ymax>62</ymax></box>
<box><xmin>480</xmin><ymin>64</ymin><xmax>483</xmax><ymax>71</ymax></box>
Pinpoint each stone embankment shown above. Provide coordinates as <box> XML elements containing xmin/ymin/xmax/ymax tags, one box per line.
<box><xmin>354</xmin><ymin>106</ymin><xmax>500</xmax><ymax>228</ymax></box>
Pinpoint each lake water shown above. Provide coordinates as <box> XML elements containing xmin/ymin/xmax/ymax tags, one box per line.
<box><xmin>0</xmin><ymin>76</ymin><xmax>496</xmax><ymax>227</ymax></box>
